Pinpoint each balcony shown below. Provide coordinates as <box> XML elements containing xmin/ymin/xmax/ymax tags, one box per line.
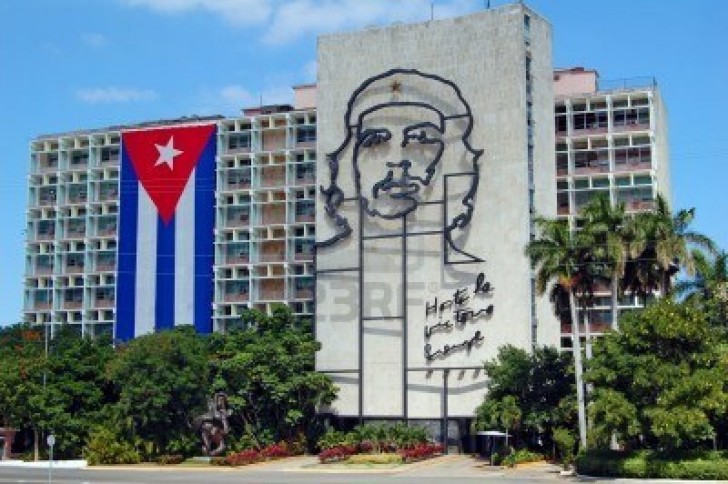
<box><xmin>259</xmin><ymin>289</ymin><xmax>284</xmax><ymax>300</ymax></box>
<box><xmin>94</xmin><ymin>298</ymin><xmax>114</xmax><ymax>308</ymax></box>
<box><xmin>35</xmin><ymin>264</ymin><xmax>54</xmax><ymax>275</ymax></box>
<box><xmin>225</xmin><ymin>178</ymin><xmax>251</xmax><ymax>190</ymax></box>
<box><xmin>98</xmin><ymin>224</ymin><xmax>117</xmax><ymax>237</ymax></box>
<box><xmin>37</xmin><ymin>230</ymin><xmax>55</xmax><ymax>241</ymax></box>
<box><xmin>261</xmin><ymin>169</ymin><xmax>286</xmax><ymax>188</ymax></box>
<box><xmin>223</xmin><ymin>292</ymin><xmax>249</xmax><ymax>303</ymax></box>
<box><xmin>295</xmin><ymin>288</ymin><xmax>313</xmax><ymax>299</ymax></box>
<box><xmin>295</xmin><ymin>213</ymin><xmax>315</xmax><ymax>223</ymax></box>
<box><xmin>226</xmin><ymin>212</ymin><xmax>250</xmax><ymax>228</ymax></box>
<box><xmin>31</xmin><ymin>301</ymin><xmax>52</xmax><ymax>310</ymax></box>
<box><xmin>68</xmin><ymin>193</ymin><xmax>88</xmax><ymax>204</ymax></box>
<box><xmin>259</xmin><ymin>253</ymin><xmax>284</xmax><ymax>263</ymax></box>
<box><xmin>294</xmin><ymin>174</ymin><xmax>315</xmax><ymax>186</ymax></box>
<box><xmin>99</xmin><ymin>189</ymin><xmax>118</xmax><ymax>202</ymax></box>
<box><xmin>625</xmin><ymin>200</ymin><xmax>655</xmax><ymax>211</ymax></box>
<box><xmin>63</xmin><ymin>300</ymin><xmax>83</xmax><ymax>309</ymax></box>
<box><xmin>225</xmin><ymin>253</ymin><xmax>249</xmax><ymax>265</ymax></box>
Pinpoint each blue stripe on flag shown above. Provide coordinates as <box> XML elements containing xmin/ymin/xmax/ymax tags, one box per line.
<box><xmin>194</xmin><ymin>131</ymin><xmax>216</xmax><ymax>334</ymax></box>
<box><xmin>155</xmin><ymin>216</ymin><xmax>176</xmax><ymax>331</ymax></box>
<box><xmin>116</xmin><ymin>145</ymin><xmax>139</xmax><ymax>342</ymax></box>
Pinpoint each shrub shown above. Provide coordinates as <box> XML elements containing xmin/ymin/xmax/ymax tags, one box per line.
<box><xmin>261</xmin><ymin>442</ymin><xmax>290</xmax><ymax>460</ymax></box>
<box><xmin>317</xmin><ymin>429</ymin><xmax>353</xmax><ymax>451</ymax></box>
<box><xmin>399</xmin><ymin>443</ymin><xmax>444</xmax><ymax>463</ymax></box>
<box><xmin>84</xmin><ymin>428</ymin><xmax>141</xmax><ymax>466</ymax></box>
<box><xmin>576</xmin><ymin>449</ymin><xmax>728</xmax><ymax>480</ymax></box>
<box><xmin>226</xmin><ymin>449</ymin><xmax>262</xmax><ymax>466</ymax></box>
<box><xmin>347</xmin><ymin>453</ymin><xmax>403</xmax><ymax>465</ymax></box>
<box><xmin>502</xmin><ymin>448</ymin><xmax>543</xmax><ymax>468</ymax></box>
<box><xmin>210</xmin><ymin>456</ymin><xmax>227</xmax><ymax>466</ymax></box>
<box><xmin>553</xmin><ymin>427</ymin><xmax>576</xmax><ymax>468</ymax></box>
<box><xmin>156</xmin><ymin>454</ymin><xmax>185</xmax><ymax>465</ymax></box>
<box><xmin>318</xmin><ymin>445</ymin><xmax>357</xmax><ymax>463</ymax></box>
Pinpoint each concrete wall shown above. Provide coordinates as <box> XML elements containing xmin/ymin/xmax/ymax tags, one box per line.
<box><xmin>315</xmin><ymin>4</ymin><xmax>558</xmax><ymax>420</ymax></box>
<box><xmin>554</xmin><ymin>69</ymin><xmax>598</xmax><ymax>96</ymax></box>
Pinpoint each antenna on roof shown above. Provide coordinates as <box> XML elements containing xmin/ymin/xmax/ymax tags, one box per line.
<box><xmin>430</xmin><ymin>1</ymin><xmax>434</xmax><ymax>20</ymax></box>
<box><xmin>485</xmin><ymin>0</ymin><xmax>491</xmax><ymax>8</ymax></box>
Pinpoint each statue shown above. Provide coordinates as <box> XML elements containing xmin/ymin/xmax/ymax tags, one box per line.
<box><xmin>193</xmin><ymin>392</ymin><xmax>231</xmax><ymax>456</ymax></box>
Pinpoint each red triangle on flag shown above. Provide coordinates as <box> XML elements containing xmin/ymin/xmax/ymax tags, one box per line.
<box><xmin>122</xmin><ymin>124</ymin><xmax>215</xmax><ymax>224</ymax></box>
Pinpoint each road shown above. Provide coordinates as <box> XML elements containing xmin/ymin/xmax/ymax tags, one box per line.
<box><xmin>0</xmin><ymin>457</ymin><xmax>708</xmax><ymax>483</ymax></box>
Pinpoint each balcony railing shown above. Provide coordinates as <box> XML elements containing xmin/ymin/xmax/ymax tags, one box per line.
<box><xmin>295</xmin><ymin>213</ymin><xmax>315</xmax><ymax>223</ymax></box>
<box><xmin>226</xmin><ymin>215</ymin><xmax>250</xmax><ymax>227</ymax></box>
<box><xmin>225</xmin><ymin>254</ymin><xmax>249</xmax><ymax>264</ymax></box>
<box><xmin>259</xmin><ymin>290</ymin><xmax>284</xmax><ymax>300</ymax></box>
<box><xmin>295</xmin><ymin>288</ymin><xmax>313</xmax><ymax>299</ymax></box>
<box><xmin>223</xmin><ymin>293</ymin><xmax>249</xmax><ymax>302</ymax></box>
<box><xmin>259</xmin><ymin>253</ymin><xmax>285</xmax><ymax>263</ymax></box>
<box><xmin>63</xmin><ymin>300</ymin><xmax>83</xmax><ymax>309</ymax></box>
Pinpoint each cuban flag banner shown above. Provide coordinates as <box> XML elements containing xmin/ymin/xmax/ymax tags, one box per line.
<box><xmin>115</xmin><ymin>124</ymin><xmax>216</xmax><ymax>341</ymax></box>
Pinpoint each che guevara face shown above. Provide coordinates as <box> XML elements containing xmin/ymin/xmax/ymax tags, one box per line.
<box><xmin>353</xmin><ymin>105</ymin><xmax>445</xmax><ymax>219</ymax></box>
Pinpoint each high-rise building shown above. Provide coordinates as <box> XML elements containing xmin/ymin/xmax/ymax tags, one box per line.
<box><xmin>24</xmin><ymin>91</ymin><xmax>318</xmax><ymax>337</ymax></box>
<box><xmin>21</xmin><ymin>3</ymin><xmax>669</xmax><ymax>450</ymax></box>
<box><xmin>553</xmin><ymin>67</ymin><xmax>670</xmax><ymax>347</ymax></box>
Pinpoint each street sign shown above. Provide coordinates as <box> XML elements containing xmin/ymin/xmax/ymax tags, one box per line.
<box><xmin>46</xmin><ymin>435</ymin><xmax>55</xmax><ymax>447</ymax></box>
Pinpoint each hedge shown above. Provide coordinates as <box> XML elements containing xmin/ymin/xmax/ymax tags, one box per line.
<box><xmin>576</xmin><ymin>449</ymin><xmax>728</xmax><ymax>480</ymax></box>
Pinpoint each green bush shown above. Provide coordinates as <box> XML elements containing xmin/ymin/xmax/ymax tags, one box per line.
<box><xmin>502</xmin><ymin>448</ymin><xmax>544</xmax><ymax>468</ymax></box>
<box><xmin>552</xmin><ymin>427</ymin><xmax>575</xmax><ymax>468</ymax></box>
<box><xmin>576</xmin><ymin>450</ymin><xmax>728</xmax><ymax>480</ymax></box>
<box><xmin>317</xmin><ymin>429</ymin><xmax>353</xmax><ymax>451</ymax></box>
<box><xmin>84</xmin><ymin>428</ymin><xmax>141</xmax><ymax>466</ymax></box>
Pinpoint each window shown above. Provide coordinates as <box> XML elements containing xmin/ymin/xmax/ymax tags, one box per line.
<box><xmin>296</xmin><ymin>126</ymin><xmax>316</xmax><ymax>143</ymax></box>
<box><xmin>523</xmin><ymin>14</ymin><xmax>530</xmax><ymax>33</ymax></box>
<box><xmin>228</xmin><ymin>133</ymin><xmax>251</xmax><ymax>150</ymax></box>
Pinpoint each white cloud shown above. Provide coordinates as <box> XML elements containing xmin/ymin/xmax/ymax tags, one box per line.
<box><xmin>76</xmin><ymin>87</ymin><xmax>158</xmax><ymax>104</ymax></box>
<box><xmin>121</xmin><ymin>0</ymin><xmax>271</xmax><ymax>26</ymax></box>
<box><xmin>262</xmin><ymin>0</ymin><xmax>476</xmax><ymax>45</ymax></box>
<box><xmin>119</xmin><ymin>0</ymin><xmax>478</xmax><ymax>44</ymax></box>
<box><xmin>81</xmin><ymin>32</ymin><xmax>108</xmax><ymax>47</ymax></box>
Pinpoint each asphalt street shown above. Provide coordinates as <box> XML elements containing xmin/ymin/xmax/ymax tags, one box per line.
<box><xmin>0</xmin><ymin>457</ymin><xmax>715</xmax><ymax>484</ymax></box>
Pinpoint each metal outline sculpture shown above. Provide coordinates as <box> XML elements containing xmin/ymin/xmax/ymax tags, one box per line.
<box><xmin>317</xmin><ymin>67</ymin><xmax>483</xmax><ymax>264</ymax></box>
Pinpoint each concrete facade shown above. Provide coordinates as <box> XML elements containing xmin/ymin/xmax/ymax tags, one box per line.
<box><xmin>314</xmin><ymin>4</ymin><xmax>558</xmax><ymax>436</ymax></box>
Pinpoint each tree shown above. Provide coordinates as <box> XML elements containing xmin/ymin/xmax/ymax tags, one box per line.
<box><xmin>623</xmin><ymin>195</ymin><xmax>716</xmax><ymax>300</ymax></box>
<box><xmin>525</xmin><ymin>217</ymin><xmax>590</xmax><ymax>448</ymax></box>
<box><xmin>207</xmin><ymin>305</ymin><xmax>336</xmax><ymax>449</ymax></box>
<box><xmin>106</xmin><ymin>327</ymin><xmax>209</xmax><ymax>456</ymax></box>
<box><xmin>580</xmin><ymin>194</ymin><xmax>627</xmax><ymax>331</ymax></box>
<box><xmin>474</xmin><ymin>345</ymin><xmax>575</xmax><ymax>451</ymax></box>
<box><xmin>675</xmin><ymin>249</ymin><xmax>728</xmax><ymax>327</ymax></box>
<box><xmin>35</xmin><ymin>326</ymin><xmax>116</xmax><ymax>458</ymax></box>
<box><xmin>0</xmin><ymin>324</ymin><xmax>46</xmax><ymax>459</ymax></box>
<box><xmin>585</xmin><ymin>299</ymin><xmax>728</xmax><ymax>450</ymax></box>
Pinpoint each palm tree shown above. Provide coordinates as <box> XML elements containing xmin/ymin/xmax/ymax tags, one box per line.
<box><xmin>580</xmin><ymin>194</ymin><xmax>627</xmax><ymax>331</ymax></box>
<box><xmin>623</xmin><ymin>194</ymin><xmax>716</xmax><ymax>300</ymax></box>
<box><xmin>525</xmin><ymin>217</ymin><xmax>589</xmax><ymax>449</ymax></box>
<box><xmin>675</xmin><ymin>249</ymin><xmax>728</xmax><ymax>325</ymax></box>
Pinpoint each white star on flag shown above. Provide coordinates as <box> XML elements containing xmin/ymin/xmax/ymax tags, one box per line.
<box><xmin>155</xmin><ymin>136</ymin><xmax>183</xmax><ymax>169</ymax></box>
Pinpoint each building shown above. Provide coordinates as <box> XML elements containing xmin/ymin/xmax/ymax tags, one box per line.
<box><xmin>553</xmin><ymin>67</ymin><xmax>670</xmax><ymax>348</ymax></box>
<box><xmin>313</xmin><ymin>3</ymin><xmax>558</xmax><ymax>449</ymax></box>
<box><xmin>22</xmin><ymin>2</ymin><xmax>669</xmax><ymax>451</ymax></box>
<box><xmin>24</xmin><ymin>94</ymin><xmax>318</xmax><ymax>337</ymax></box>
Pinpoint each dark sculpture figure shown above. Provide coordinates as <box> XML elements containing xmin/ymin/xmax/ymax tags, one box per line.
<box><xmin>193</xmin><ymin>392</ymin><xmax>231</xmax><ymax>456</ymax></box>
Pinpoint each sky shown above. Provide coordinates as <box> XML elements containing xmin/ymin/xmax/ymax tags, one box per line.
<box><xmin>0</xmin><ymin>0</ymin><xmax>725</xmax><ymax>326</ymax></box>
